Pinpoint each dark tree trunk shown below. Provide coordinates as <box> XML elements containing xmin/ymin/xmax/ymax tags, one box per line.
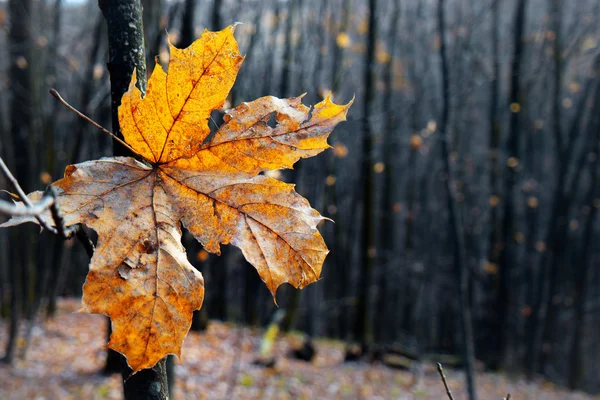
<box><xmin>355</xmin><ymin>0</ymin><xmax>376</xmax><ymax>346</ymax></box>
<box><xmin>33</xmin><ymin>1</ymin><xmax>70</xmax><ymax>328</ymax></box>
<box><xmin>211</xmin><ymin>0</ymin><xmax>222</xmax><ymax>31</ymax></box>
<box><xmin>70</xmin><ymin>15</ymin><xmax>105</xmax><ymax>165</ymax></box>
<box><xmin>403</xmin><ymin>0</ymin><xmax>423</xmax><ymax>257</ymax></box>
<box><xmin>121</xmin><ymin>357</ymin><xmax>170</xmax><ymax>400</ymax></box>
<box><xmin>376</xmin><ymin>0</ymin><xmax>400</xmax><ymax>344</ymax></box>
<box><xmin>330</xmin><ymin>0</ymin><xmax>351</xmax><ymax>97</ymax></box>
<box><xmin>494</xmin><ymin>0</ymin><xmax>527</xmax><ymax>370</ymax></box>
<box><xmin>279</xmin><ymin>0</ymin><xmax>297</xmax><ymax>98</ymax></box>
<box><xmin>142</xmin><ymin>0</ymin><xmax>162</xmax><ymax>68</ymax></box>
<box><xmin>532</xmin><ymin>55</ymin><xmax>598</xmax><ymax>379</ymax></box>
<box><xmin>3</xmin><ymin>0</ymin><xmax>34</xmax><ymax>366</ymax></box>
<box><xmin>97</xmin><ymin>1</ymin><xmax>171</xmax><ymax>398</ymax></box>
<box><xmin>99</xmin><ymin>0</ymin><xmax>148</xmax><ymax>153</ymax></box>
<box><xmin>322</xmin><ymin>0</ymin><xmax>352</xmax><ymax>340</ymax></box>
<box><xmin>483</xmin><ymin>0</ymin><xmax>501</xmax><ymax>368</ymax></box>
<box><xmin>568</xmin><ymin>77</ymin><xmax>600</xmax><ymax>390</ymax></box>
<box><xmin>437</xmin><ymin>1</ymin><xmax>476</xmax><ymax>398</ymax></box>
<box><xmin>179</xmin><ymin>0</ymin><xmax>196</xmax><ymax>48</ymax></box>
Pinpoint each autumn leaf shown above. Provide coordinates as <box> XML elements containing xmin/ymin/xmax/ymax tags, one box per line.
<box><xmin>1</xmin><ymin>25</ymin><xmax>352</xmax><ymax>373</ymax></box>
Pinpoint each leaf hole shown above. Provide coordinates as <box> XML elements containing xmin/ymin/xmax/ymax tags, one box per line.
<box><xmin>267</xmin><ymin>112</ymin><xmax>278</xmax><ymax>128</ymax></box>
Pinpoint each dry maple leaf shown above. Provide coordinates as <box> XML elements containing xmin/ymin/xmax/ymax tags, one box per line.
<box><xmin>0</xmin><ymin>25</ymin><xmax>352</xmax><ymax>373</ymax></box>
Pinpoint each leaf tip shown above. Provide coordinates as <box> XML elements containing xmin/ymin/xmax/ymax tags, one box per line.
<box><xmin>269</xmin><ymin>287</ymin><xmax>279</xmax><ymax>307</ymax></box>
<box><xmin>129</xmin><ymin>68</ymin><xmax>138</xmax><ymax>91</ymax></box>
<box><xmin>321</xmin><ymin>216</ymin><xmax>334</xmax><ymax>224</ymax></box>
<box><xmin>0</xmin><ymin>189</ymin><xmax>20</xmax><ymax>200</ymax></box>
<box><xmin>230</xmin><ymin>22</ymin><xmax>243</xmax><ymax>31</ymax></box>
<box><xmin>347</xmin><ymin>94</ymin><xmax>356</xmax><ymax>107</ymax></box>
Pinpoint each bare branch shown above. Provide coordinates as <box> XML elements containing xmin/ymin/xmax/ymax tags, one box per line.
<box><xmin>437</xmin><ymin>362</ymin><xmax>455</xmax><ymax>400</ymax></box>
<box><xmin>0</xmin><ymin>157</ymin><xmax>95</xmax><ymax>259</ymax></box>
<box><xmin>0</xmin><ymin>156</ymin><xmax>58</xmax><ymax>234</ymax></box>
<box><xmin>0</xmin><ymin>192</ymin><xmax>54</xmax><ymax>216</ymax></box>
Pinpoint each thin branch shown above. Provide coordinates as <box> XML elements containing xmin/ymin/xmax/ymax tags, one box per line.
<box><xmin>49</xmin><ymin>88</ymin><xmax>141</xmax><ymax>159</ymax></box>
<box><xmin>0</xmin><ymin>156</ymin><xmax>58</xmax><ymax>234</ymax></box>
<box><xmin>437</xmin><ymin>362</ymin><xmax>455</xmax><ymax>400</ymax></box>
<box><xmin>0</xmin><ymin>157</ymin><xmax>95</xmax><ymax>259</ymax></box>
<box><xmin>0</xmin><ymin>193</ymin><xmax>54</xmax><ymax>216</ymax></box>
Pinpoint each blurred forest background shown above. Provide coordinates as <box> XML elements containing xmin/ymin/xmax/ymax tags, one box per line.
<box><xmin>0</xmin><ymin>0</ymin><xmax>599</xmax><ymax>396</ymax></box>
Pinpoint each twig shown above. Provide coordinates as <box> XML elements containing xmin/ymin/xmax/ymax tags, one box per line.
<box><xmin>49</xmin><ymin>88</ymin><xmax>141</xmax><ymax>159</ymax></box>
<box><xmin>0</xmin><ymin>157</ymin><xmax>95</xmax><ymax>258</ymax></box>
<box><xmin>0</xmin><ymin>157</ymin><xmax>58</xmax><ymax>234</ymax></box>
<box><xmin>437</xmin><ymin>362</ymin><xmax>455</xmax><ymax>400</ymax></box>
<box><xmin>0</xmin><ymin>194</ymin><xmax>54</xmax><ymax>216</ymax></box>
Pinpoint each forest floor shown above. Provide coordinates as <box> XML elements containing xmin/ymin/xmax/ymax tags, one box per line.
<box><xmin>0</xmin><ymin>298</ymin><xmax>597</xmax><ymax>400</ymax></box>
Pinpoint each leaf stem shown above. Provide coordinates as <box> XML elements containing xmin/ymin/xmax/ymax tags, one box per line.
<box><xmin>49</xmin><ymin>88</ymin><xmax>141</xmax><ymax>159</ymax></box>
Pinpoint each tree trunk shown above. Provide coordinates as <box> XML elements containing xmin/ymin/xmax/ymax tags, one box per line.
<box><xmin>355</xmin><ymin>0</ymin><xmax>376</xmax><ymax>346</ymax></box>
<box><xmin>99</xmin><ymin>0</ymin><xmax>148</xmax><ymax>152</ymax></box>
<box><xmin>532</xmin><ymin>55</ymin><xmax>598</xmax><ymax>379</ymax></box>
<box><xmin>437</xmin><ymin>1</ymin><xmax>477</xmax><ymax>398</ymax></box>
<box><xmin>70</xmin><ymin>14</ymin><xmax>105</xmax><ymax>165</ymax></box>
<box><xmin>27</xmin><ymin>0</ymin><xmax>64</xmax><ymax>343</ymax></box>
<box><xmin>568</xmin><ymin>78</ymin><xmax>600</xmax><ymax>390</ymax></box>
<box><xmin>376</xmin><ymin>0</ymin><xmax>400</xmax><ymax>344</ymax></box>
<box><xmin>98</xmin><ymin>1</ymin><xmax>171</xmax><ymax>398</ymax></box>
<box><xmin>179</xmin><ymin>0</ymin><xmax>196</xmax><ymax>48</ymax></box>
<box><xmin>142</xmin><ymin>0</ymin><xmax>162</xmax><ymax>68</ymax></box>
<box><xmin>121</xmin><ymin>357</ymin><xmax>170</xmax><ymax>400</ymax></box>
<box><xmin>279</xmin><ymin>0</ymin><xmax>297</xmax><ymax>98</ymax></box>
<box><xmin>483</xmin><ymin>0</ymin><xmax>501</xmax><ymax>368</ymax></box>
<box><xmin>495</xmin><ymin>0</ymin><xmax>527</xmax><ymax>370</ymax></box>
<box><xmin>3</xmin><ymin>0</ymin><xmax>34</xmax><ymax>365</ymax></box>
<box><xmin>211</xmin><ymin>0</ymin><xmax>222</xmax><ymax>31</ymax></box>
<box><xmin>403</xmin><ymin>0</ymin><xmax>423</xmax><ymax>257</ymax></box>
<box><xmin>330</xmin><ymin>0</ymin><xmax>350</xmax><ymax>97</ymax></box>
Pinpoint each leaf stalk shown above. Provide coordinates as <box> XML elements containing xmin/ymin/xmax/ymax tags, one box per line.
<box><xmin>49</xmin><ymin>88</ymin><xmax>143</xmax><ymax>161</ymax></box>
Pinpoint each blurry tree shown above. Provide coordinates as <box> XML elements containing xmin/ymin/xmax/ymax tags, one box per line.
<box><xmin>3</xmin><ymin>0</ymin><xmax>34</xmax><ymax>365</ymax></box>
<box><xmin>494</xmin><ymin>0</ymin><xmax>527</xmax><ymax>370</ymax></box>
<box><xmin>355</xmin><ymin>0</ymin><xmax>376</xmax><ymax>347</ymax></box>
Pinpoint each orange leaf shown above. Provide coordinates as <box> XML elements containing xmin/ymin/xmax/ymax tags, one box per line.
<box><xmin>1</xmin><ymin>25</ymin><xmax>352</xmax><ymax>373</ymax></box>
<box><xmin>120</xmin><ymin>26</ymin><xmax>244</xmax><ymax>164</ymax></box>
